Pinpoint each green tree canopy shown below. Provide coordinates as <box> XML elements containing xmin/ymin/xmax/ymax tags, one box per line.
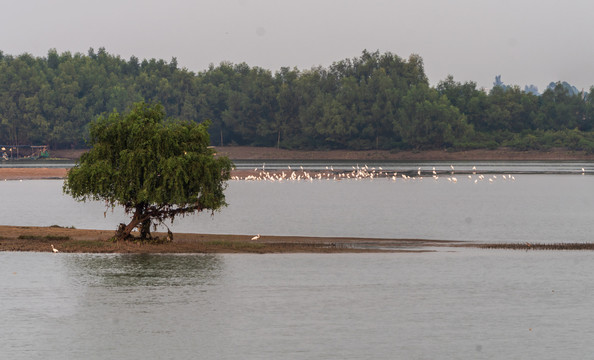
<box><xmin>63</xmin><ymin>102</ymin><xmax>233</xmax><ymax>241</ymax></box>
<box><xmin>2</xmin><ymin>49</ymin><xmax>594</xmax><ymax>152</ymax></box>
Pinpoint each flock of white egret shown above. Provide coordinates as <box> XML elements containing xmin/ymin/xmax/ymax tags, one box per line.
<box><xmin>230</xmin><ymin>164</ymin><xmax>525</xmax><ymax>183</ymax></box>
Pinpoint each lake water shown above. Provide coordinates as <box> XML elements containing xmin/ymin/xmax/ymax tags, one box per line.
<box><xmin>3</xmin><ymin>163</ymin><xmax>594</xmax><ymax>359</ymax></box>
<box><xmin>3</xmin><ymin>251</ymin><xmax>594</xmax><ymax>359</ymax></box>
<box><xmin>233</xmin><ymin>159</ymin><xmax>594</xmax><ymax>174</ymax></box>
<box><xmin>2</xmin><ymin>158</ymin><xmax>594</xmax><ymax>174</ymax></box>
<box><xmin>1</xmin><ymin>171</ymin><xmax>593</xmax><ymax>243</ymax></box>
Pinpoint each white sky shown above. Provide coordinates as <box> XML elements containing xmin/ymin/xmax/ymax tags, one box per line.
<box><xmin>2</xmin><ymin>0</ymin><xmax>593</xmax><ymax>92</ymax></box>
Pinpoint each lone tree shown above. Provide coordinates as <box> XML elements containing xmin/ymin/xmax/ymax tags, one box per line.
<box><xmin>63</xmin><ymin>102</ymin><xmax>232</xmax><ymax>241</ymax></box>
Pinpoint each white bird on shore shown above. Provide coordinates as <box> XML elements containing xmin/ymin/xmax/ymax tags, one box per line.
<box><xmin>251</xmin><ymin>234</ymin><xmax>261</xmax><ymax>241</ymax></box>
<box><xmin>51</xmin><ymin>244</ymin><xmax>59</xmax><ymax>253</ymax></box>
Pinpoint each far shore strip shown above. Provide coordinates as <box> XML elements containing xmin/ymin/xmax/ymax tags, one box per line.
<box><xmin>4</xmin><ymin>146</ymin><xmax>594</xmax><ymax>180</ymax></box>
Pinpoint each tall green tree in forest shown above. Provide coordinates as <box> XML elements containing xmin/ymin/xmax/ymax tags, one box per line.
<box><xmin>274</xmin><ymin>67</ymin><xmax>300</xmax><ymax>148</ymax></box>
<box><xmin>63</xmin><ymin>102</ymin><xmax>232</xmax><ymax>241</ymax></box>
<box><xmin>395</xmin><ymin>84</ymin><xmax>473</xmax><ymax>149</ymax></box>
<box><xmin>437</xmin><ymin>76</ymin><xmax>489</xmax><ymax>132</ymax></box>
<box><xmin>537</xmin><ymin>82</ymin><xmax>586</xmax><ymax>130</ymax></box>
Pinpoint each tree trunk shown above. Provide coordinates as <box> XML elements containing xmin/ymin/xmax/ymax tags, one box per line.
<box><xmin>116</xmin><ymin>204</ymin><xmax>151</xmax><ymax>241</ymax></box>
<box><xmin>140</xmin><ymin>218</ymin><xmax>152</xmax><ymax>240</ymax></box>
<box><xmin>116</xmin><ymin>219</ymin><xmax>138</xmax><ymax>241</ymax></box>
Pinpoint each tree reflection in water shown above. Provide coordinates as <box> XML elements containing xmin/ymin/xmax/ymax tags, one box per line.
<box><xmin>65</xmin><ymin>254</ymin><xmax>224</xmax><ymax>288</ymax></box>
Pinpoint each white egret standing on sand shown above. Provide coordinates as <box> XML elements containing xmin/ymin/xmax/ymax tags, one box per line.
<box><xmin>251</xmin><ymin>234</ymin><xmax>261</xmax><ymax>241</ymax></box>
<box><xmin>51</xmin><ymin>244</ymin><xmax>59</xmax><ymax>253</ymax></box>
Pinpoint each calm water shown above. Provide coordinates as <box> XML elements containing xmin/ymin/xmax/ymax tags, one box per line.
<box><xmin>234</xmin><ymin>159</ymin><xmax>594</xmax><ymax>174</ymax></box>
<box><xmin>3</xmin><ymin>164</ymin><xmax>594</xmax><ymax>359</ymax></box>
<box><xmin>3</xmin><ymin>251</ymin><xmax>594</xmax><ymax>359</ymax></box>
<box><xmin>2</xmin><ymin>159</ymin><xmax>594</xmax><ymax>173</ymax></box>
<box><xmin>1</xmin><ymin>172</ymin><xmax>593</xmax><ymax>243</ymax></box>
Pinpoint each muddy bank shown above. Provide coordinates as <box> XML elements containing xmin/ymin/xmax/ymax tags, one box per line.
<box><xmin>0</xmin><ymin>168</ymin><xmax>69</xmax><ymax>180</ymax></box>
<box><xmin>213</xmin><ymin>146</ymin><xmax>594</xmax><ymax>161</ymax></box>
<box><xmin>48</xmin><ymin>147</ymin><xmax>594</xmax><ymax>161</ymax></box>
<box><xmin>4</xmin><ymin>225</ymin><xmax>588</xmax><ymax>254</ymax></box>
<box><xmin>0</xmin><ymin>225</ymin><xmax>456</xmax><ymax>253</ymax></box>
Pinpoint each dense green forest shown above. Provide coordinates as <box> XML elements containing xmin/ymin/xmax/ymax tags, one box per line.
<box><xmin>2</xmin><ymin>48</ymin><xmax>594</xmax><ymax>152</ymax></box>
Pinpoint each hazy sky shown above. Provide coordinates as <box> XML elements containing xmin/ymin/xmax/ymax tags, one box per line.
<box><xmin>2</xmin><ymin>0</ymin><xmax>594</xmax><ymax>92</ymax></box>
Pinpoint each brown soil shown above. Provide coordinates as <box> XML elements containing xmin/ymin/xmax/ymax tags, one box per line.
<box><xmin>0</xmin><ymin>168</ymin><xmax>69</xmax><ymax>180</ymax></box>
<box><xmin>213</xmin><ymin>146</ymin><xmax>594</xmax><ymax>161</ymax></box>
<box><xmin>49</xmin><ymin>146</ymin><xmax>594</xmax><ymax>161</ymax></box>
<box><xmin>0</xmin><ymin>225</ymin><xmax>455</xmax><ymax>253</ymax></box>
<box><xmin>47</xmin><ymin>148</ymin><xmax>88</xmax><ymax>160</ymax></box>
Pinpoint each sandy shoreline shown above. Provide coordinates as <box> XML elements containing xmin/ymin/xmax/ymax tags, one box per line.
<box><xmin>0</xmin><ymin>168</ymin><xmax>69</xmax><ymax>180</ymax></box>
<box><xmin>0</xmin><ymin>225</ymin><xmax>458</xmax><ymax>253</ymax></box>
<box><xmin>1</xmin><ymin>225</ymin><xmax>591</xmax><ymax>253</ymax></box>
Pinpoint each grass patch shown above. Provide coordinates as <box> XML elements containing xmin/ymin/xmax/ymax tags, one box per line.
<box><xmin>60</xmin><ymin>240</ymin><xmax>107</xmax><ymax>249</ymax></box>
<box><xmin>18</xmin><ymin>234</ymin><xmax>71</xmax><ymax>241</ymax></box>
<box><xmin>49</xmin><ymin>225</ymin><xmax>76</xmax><ymax>229</ymax></box>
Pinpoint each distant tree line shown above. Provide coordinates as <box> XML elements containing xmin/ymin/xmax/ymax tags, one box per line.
<box><xmin>2</xmin><ymin>48</ymin><xmax>594</xmax><ymax>152</ymax></box>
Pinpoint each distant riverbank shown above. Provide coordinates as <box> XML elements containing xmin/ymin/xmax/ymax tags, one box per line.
<box><xmin>50</xmin><ymin>146</ymin><xmax>594</xmax><ymax>162</ymax></box>
<box><xmin>215</xmin><ymin>146</ymin><xmax>594</xmax><ymax>161</ymax></box>
<box><xmin>2</xmin><ymin>146</ymin><xmax>593</xmax><ymax>180</ymax></box>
